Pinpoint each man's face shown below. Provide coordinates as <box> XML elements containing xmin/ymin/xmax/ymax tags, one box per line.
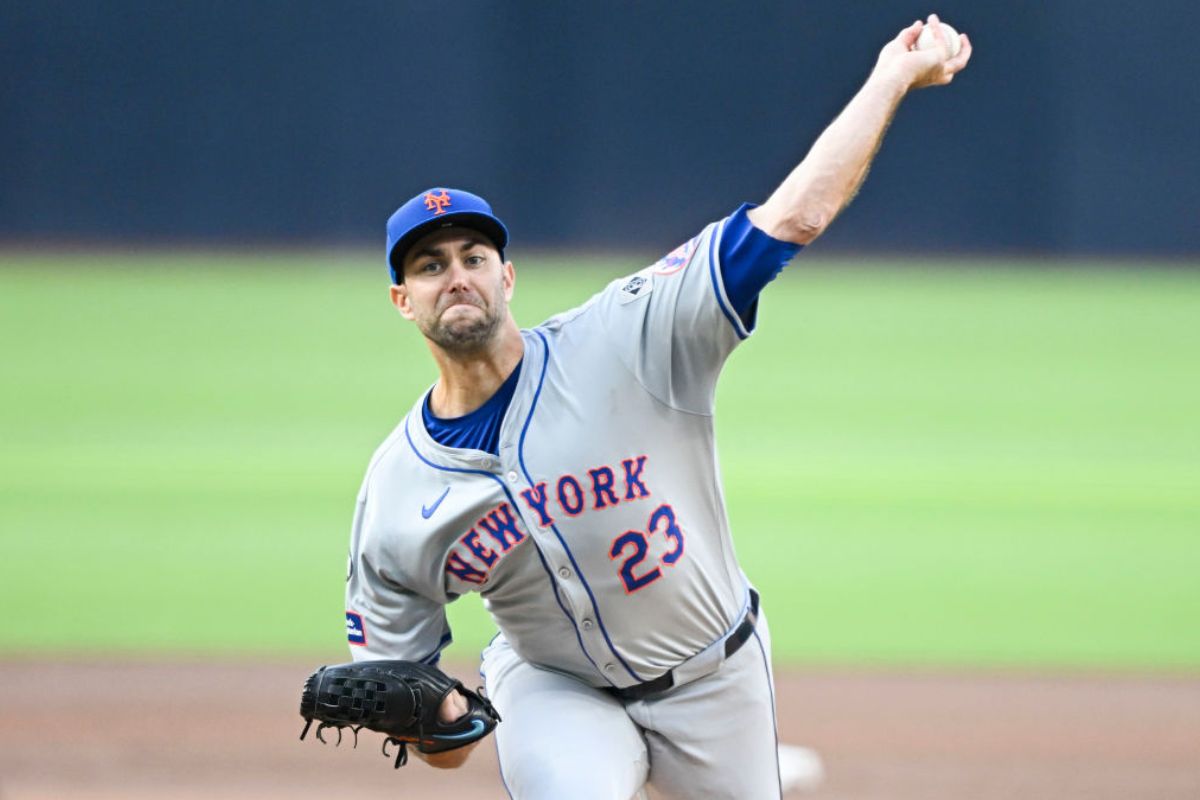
<box><xmin>390</xmin><ymin>227</ymin><xmax>514</xmax><ymax>354</ymax></box>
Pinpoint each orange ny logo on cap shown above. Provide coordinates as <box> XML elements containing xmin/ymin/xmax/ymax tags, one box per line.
<box><xmin>424</xmin><ymin>190</ymin><xmax>452</xmax><ymax>215</ymax></box>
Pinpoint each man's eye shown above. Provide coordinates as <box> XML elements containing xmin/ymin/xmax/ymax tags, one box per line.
<box><xmin>466</xmin><ymin>255</ymin><xmax>484</xmax><ymax>266</ymax></box>
<box><xmin>422</xmin><ymin>261</ymin><xmax>443</xmax><ymax>273</ymax></box>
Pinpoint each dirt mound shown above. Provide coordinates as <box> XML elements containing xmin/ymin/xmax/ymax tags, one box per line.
<box><xmin>1</xmin><ymin>660</ymin><xmax>1196</xmax><ymax>799</ymax></box>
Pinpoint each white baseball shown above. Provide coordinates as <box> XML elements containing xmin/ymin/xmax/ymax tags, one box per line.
<box><xmin>916</xmin><ymin>20</ymin><xmax>961</xmax><ymax>59</ymax></box>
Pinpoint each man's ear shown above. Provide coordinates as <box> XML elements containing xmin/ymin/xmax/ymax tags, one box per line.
<box><xmin>502</xmin><ymin>261</ymin><xmax>515</xmax><ymax>302</ymax></box>
<box><xmin>390</xmin><ymin>283</ymin><xmax>416</xmax><ymax>320</ymax></box>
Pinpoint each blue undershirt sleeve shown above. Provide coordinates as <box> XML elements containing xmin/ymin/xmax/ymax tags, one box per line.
<box><xmin>718</xmin><ymin>203</ymin><xmax>804</xmax><ymax>327</ymax></box>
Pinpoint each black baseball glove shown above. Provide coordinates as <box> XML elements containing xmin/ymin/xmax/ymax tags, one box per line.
<box><xmin>298</xmin><ymin>660</ymin><xmax>501</xmax><ymax>768</ymax></box>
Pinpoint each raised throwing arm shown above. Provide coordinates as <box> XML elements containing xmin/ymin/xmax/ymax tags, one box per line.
<box><xmin>748</xmin><ymin>15</ymin><xmax>973</xmax><ymax>245</ymax></box>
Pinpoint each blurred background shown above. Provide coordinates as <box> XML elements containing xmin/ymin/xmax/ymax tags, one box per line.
<box><xmin>4</xmin><ymin>1</ymin><xmax>1198</xmax><ymax>254</ymax></box>
<box><xmin>2</xmin><ymin>2</ymin><xmax>1198</xmax><ymax>798</ymax></box>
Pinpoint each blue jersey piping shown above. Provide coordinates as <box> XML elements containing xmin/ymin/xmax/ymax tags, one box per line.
<box><xmin>418</xmin><ymin>630</ymin><xmax>454</xmax><ymax>665</ymax></box>
<box><xmin>752</xmin><ymin>627</ymin><xmax>784</xmax><ymax>800</ymax></box>
<box><xmin>707</xmin><ymin>218</ymin><xmax>750</xmax><ymax>340</ymax></box>
<box><xmin>523</xmin><ymin>329</ymin><xmax>644</xmax><ymax>683</ymax></box>
<box><xmin>402</xmin><ymin>416</ymin><xmax>612</xmax><ymax>685</ymax></box>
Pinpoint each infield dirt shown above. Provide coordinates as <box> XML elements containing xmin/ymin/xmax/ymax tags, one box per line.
<box><xmin>0</xmin><ymin>661</ymin><xmax>1196</xmax><ymax>799</ymax></box>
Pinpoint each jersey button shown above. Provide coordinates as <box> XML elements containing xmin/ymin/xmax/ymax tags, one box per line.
<box><xmin>506</xmin><ymin>471</ymin><xmax>519</xmax><ymax>483</ymax></box>
<box><xmin>603</xmin><ymin>663</ymin><xmax>617</xmax><ymax>674</ymax></box>
<box><xmin>581</xmin><ymin>619</ymin><xmax>594</xmax><ymax>631</ymax></box>
<box><xmin>557</xmin><ymin>567</ymin><xmax>572</xmax><ymax>579</ymax></box>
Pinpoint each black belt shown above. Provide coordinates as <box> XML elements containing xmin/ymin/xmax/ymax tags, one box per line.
<box><xmin>605</xmin><ymin>589</ymin><xmax>759</xmax><ymax>703</ymax></box>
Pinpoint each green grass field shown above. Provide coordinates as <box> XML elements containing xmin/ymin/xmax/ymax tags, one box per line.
<box><xmin>2</xmin><ymin>252</ymin><xmax>1198</xmax><ymax>670</ymax></box>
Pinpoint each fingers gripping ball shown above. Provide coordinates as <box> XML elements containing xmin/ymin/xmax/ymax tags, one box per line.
<box><xmin>916</xmin><ymin>19</ymin><xmax>961</xmax><ymax>58</ymax></box>
<box><xmin>298</xmin><ymin>660</ymin><xmax>501</xmax><ymax>768</ymax></box>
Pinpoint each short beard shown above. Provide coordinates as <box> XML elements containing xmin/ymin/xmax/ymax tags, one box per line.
<box><xmin>422</xmin><ymin>280</ymin><xmax>507</xmax><ymax>354</ymax></box>
<box><xmin>426</xmin><ymin>307</ymin><xmax>504</xmax><ymax>354</ymax></box>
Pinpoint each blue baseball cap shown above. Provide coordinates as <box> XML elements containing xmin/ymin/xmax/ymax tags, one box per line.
<box><xmin>386</xmin><ymin>187</ymin><xmax>509</xmax><ymax>283</ymax></box>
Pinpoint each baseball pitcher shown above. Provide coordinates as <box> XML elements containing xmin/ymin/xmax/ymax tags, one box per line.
<box><xmin>299</xmin><ymin>16</ymin><xmax>971</xmax><ymax>799</ymax></box>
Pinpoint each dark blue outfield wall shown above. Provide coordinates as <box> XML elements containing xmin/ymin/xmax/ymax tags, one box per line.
<box><xmin>3</xmin><ymin>2</ymin><xmax>1198</xmax><ymax>256</ymax></box>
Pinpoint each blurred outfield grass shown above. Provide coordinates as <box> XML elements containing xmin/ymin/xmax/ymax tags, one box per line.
<box><xmin>1</xmin><ymin>253</ymin><xmax>1198</xmax><ymax>670</ymax></box>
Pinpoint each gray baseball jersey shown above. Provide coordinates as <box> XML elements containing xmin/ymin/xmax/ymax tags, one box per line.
<box><xmin>345</xmin><ymin>215</ymin><xmax>756</xmax><ymax>689</ymax></box>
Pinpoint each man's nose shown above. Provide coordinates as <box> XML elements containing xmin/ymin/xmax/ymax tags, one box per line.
<box><xmin>444</xmin><ymin>259</ymin><xmax>471</xmax><ymax>289</ymax></box>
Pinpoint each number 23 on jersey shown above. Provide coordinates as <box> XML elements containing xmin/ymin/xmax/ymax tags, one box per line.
<box><xmin>609</xmin><ymin>503</ymin><xmax>686</xmax><ymax>593</ymax></box>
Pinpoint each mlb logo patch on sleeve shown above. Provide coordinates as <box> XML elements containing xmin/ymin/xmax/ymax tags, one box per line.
<box><xmin>619</xmin><ymin>272</ymin><xmax>654</xmax><ymax>304</ymax></box>
<box><xmin>346</xmin><ymin>611</ymin><xmax>367</xmax><ymax>646</ymax></box>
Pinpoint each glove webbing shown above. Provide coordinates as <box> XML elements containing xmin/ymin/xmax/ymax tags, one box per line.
<box><xmin>299</xmin><ymin>679</ymin><xmax>499</xmax><ymax>769</ymax></box>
